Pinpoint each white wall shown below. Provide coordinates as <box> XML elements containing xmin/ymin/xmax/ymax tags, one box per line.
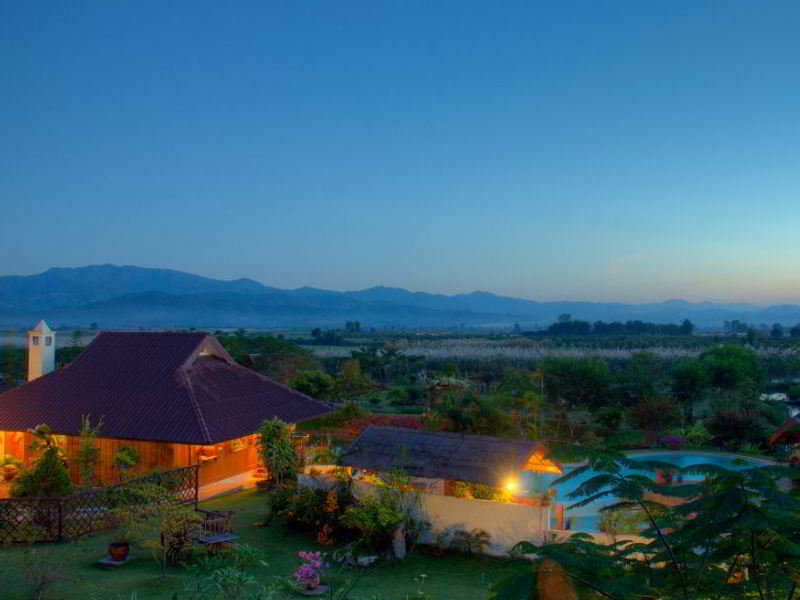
<box><xmin>299</xmin><ymin>473</ymin><xmax>547</xmax><ymax>556</ymax></box>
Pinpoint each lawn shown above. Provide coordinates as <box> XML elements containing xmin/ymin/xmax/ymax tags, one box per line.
<box><xmin>0</xmin><ymin>489</ymin><xmax>527</xmax><ymax>600</ymax></box>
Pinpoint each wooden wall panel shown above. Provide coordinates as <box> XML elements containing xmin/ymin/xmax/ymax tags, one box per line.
<box><xmin>1</xmin><ymin>430</ymin><xmax>261</xmax><ymax>488</ymax></box>
<box><xmin>197</xmin><ymin>435</ymin><xmax>260</xmax><ymax>486</ymax></box>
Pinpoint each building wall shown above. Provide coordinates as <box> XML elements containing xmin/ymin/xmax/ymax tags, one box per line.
<box><xmin>0</xmin><ymin>430</ymin><xmax>259</xmax><ymax>487</ymax></box>
<box><xmin>195</xmin><ymin>434</ymin><xmax>260</xmax><ymax>486</ymax></box>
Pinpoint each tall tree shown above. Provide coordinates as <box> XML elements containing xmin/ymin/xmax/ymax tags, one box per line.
<box><xmin>670</xmin><ymin>358</ymin><xmax>709</xmax><ymax>423</ymax></box>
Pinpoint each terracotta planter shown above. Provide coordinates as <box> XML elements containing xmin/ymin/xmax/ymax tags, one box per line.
<box><xmin>299</xmin><ymin>584</ymin><xmax>329</xmax><ymax>596</ymax></box>
<box><xmin>108</xmin><ymin>542</ymin><xmax>130</xmax><ymax>562</ymax></box>
<box><xmin>2</xmin><ymin>465</ymin><xmax>18</xmax><ymax>481</ymax></box>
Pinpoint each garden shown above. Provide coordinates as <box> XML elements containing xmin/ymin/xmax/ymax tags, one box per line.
<box><xmin>0</xmin><ymin>488</ymin><xmax>527</xmax><ymax>600</ymax></box>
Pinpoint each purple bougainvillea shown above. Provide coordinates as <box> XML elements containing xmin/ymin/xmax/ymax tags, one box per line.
<box><xmin>293</xmin><ymin>551</ymin><xmax>323</xmax><ymax>589</ymax></box>
<box><xmin>659</xmin><ymin>434</ymin><xmax>685</xmax><ymax>450</ymax></box>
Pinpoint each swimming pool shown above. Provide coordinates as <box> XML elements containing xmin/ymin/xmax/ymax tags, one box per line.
<box><xmin>520</xmin><ymin>450</ymin><xmax>776</xmax><ymax>531</ymax></box>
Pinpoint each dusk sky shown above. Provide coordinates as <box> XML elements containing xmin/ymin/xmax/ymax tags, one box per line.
<box><xmin>2</xmin><ymin>2</ymin><xmax>799</xmax><ymax>304</ymax></box>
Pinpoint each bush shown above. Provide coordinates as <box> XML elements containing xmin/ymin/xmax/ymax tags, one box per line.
<box><xmin>681</xmin><ymin>422</ymin><xmax>712</xmax><ymax>448</ymax></box>
<box><xmin>257</xmin><ymin>418</ymin><xmax>297</xmax><ymax>485</ymax></box>
<box><xmin>597</xmin><ymin>508</ymin><xmax>645</xmax><ymax>536</ymax></box>
<box><xmin>340</xmin><ymin>495</ymin><xmax>404</xmax><ymax>552</ymax></box>
<box><xmin>450</xmin><ymin>481</ymin><xmax>509</xmax><ymax>502</ymax></box>
<box><xmin>12</xmin><ymin>446</ymin><xmax>72</xmax><ymax>498</ymax></box>
<box><xmin>450</xmin><ymin>529</ymin><xmax>491</xmax><ymax>554</ymax></box>
<box><xmin>267</xmin><ymin>482</ymin><xmax>356</xmax><ymax>545</ymax></box>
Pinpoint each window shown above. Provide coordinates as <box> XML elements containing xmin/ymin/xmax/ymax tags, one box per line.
<box><xmin>32</xmin><ymin>336</ymin><xmax>39</xmax><ymax>345</ymax></box>
<box><xmin>45</xmin><ymin>336</ymin><xmax>52</xmax><ymax>346</ymax></box>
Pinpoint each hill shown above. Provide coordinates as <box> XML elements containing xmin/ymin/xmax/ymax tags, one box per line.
<box><xmin>0</xmin><ymin>265</ymin><xmax>796</xmax><ymax>329</ymax></box>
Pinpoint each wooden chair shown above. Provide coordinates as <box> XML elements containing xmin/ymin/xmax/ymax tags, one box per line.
<box><xmin>195</xmin><ymin>508</ymin><xmax>238</xmax><ymax>551</ymax></box>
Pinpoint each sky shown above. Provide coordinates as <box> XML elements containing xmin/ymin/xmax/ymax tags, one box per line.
<box><xmin>2</xmin><ymin>1</ymin><xmax>800</xmax><ymax>304</ymax></box>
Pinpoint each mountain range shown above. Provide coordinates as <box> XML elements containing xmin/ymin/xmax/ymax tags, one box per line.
<box><xmin>0</xmin><ymin>265</ymin><xmax>797</xmax><ymax>329</ymax></box>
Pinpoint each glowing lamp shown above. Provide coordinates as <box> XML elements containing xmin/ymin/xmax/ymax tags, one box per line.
<box><xmin>504</xmin><ymin>478</ymin><xmax>518</xmax><ymax>493</ymax></box>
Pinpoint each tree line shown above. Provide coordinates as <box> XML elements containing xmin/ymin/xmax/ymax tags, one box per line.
<box><xmin>534</xmin><ymin>316</ymin><xmax>695</xmax><ymax>336</ymax></box>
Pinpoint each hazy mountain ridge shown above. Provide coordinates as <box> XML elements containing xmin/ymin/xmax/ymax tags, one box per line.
<box><xmin>0</xmin><ymin>265</ymin><xmax>797</xmax><ymax>329</ymax></box>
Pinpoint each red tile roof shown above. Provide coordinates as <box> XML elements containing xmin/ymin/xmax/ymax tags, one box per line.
<box><xmin>0</xmin><ymin>332</ymin><xmax>331</xmax><ymax>444</ymax></box>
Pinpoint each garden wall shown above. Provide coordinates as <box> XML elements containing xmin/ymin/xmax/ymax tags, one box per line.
<box><xmin>299</xmin><ymin>474</ymin><xmax>547</xmax><ymax>556</ymax></box>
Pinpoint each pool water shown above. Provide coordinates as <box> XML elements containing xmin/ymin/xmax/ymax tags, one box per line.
<box><xmin>519</xmin><ymin>451</ymin><xmax>774</xmax><ymax>531</ymax></box>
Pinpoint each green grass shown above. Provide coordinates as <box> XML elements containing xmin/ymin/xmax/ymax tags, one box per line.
<box><xmin>0</xmin><ymin>490</ymin><xmax>526</xmax><ymax>599</ymax></box>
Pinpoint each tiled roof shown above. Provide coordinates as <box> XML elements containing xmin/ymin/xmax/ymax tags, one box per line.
<box><xmin>0</xmin><ymin>332</ymin><xmax>331</xmax><ymax>444</ymax></box>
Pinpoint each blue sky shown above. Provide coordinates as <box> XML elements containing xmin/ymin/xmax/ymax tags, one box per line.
<box><xmin>2</xmin><ymin>1</ymin><xmax>799</xmax><ymax>303</ymax></box>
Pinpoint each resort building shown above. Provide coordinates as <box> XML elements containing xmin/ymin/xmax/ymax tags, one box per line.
<box><xmin>0</xmin><ymin>324</ymin><xmax>331</xmax><ymax>487</ymax></box>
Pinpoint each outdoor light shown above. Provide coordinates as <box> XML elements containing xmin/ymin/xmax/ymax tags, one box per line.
<box><xmin>505</xmin><ymin>478</ymin><xmax>518</xmax><ymax>493</ymax></box>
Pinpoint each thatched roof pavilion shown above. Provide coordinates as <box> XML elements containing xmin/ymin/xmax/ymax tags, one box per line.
<box><xmin>340</xmin><ymin>425</ymin><xmax>560</xmax><ymax>488</ymax></box>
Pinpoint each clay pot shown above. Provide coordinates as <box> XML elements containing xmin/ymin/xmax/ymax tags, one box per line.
<box><xmin>108</xmin><ymin>542</ymin><xmax>129</xmax><ymax>562</ymax></box>
<box><xmin>2</xmin><ymin>465</ymin><xmax>18</xmax><ymax>481</ymax></box>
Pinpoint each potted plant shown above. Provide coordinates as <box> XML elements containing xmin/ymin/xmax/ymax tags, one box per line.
<box><xmin>114</xmin><ymin>445</ymin><xmax>140</xmax><ymax>482</ymax></box>
<box><xmin>108</xmin><ymin>539</ymin><xmax>130</xmax><ymax>562</ymax></box>
<box><xmin>1</xmin><ymin>455</ymin><xmax>22</xmax><ymax>481</ymax></box>
<box><xmin>108</xmin><ymin>503</ymin><xmax>135</xmax><ymax>562</ymax></box>
<box><xmin>292</xmin><ymin>551</ymin><xmax>328</xmax><ymax>595</ymax></box>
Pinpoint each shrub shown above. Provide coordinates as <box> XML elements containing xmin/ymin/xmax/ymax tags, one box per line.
<box><xmin>267</xmin><ymin>482</ymin><xmax>355</xmax><ymax>545</ymax></box>
<box><xmin>75</xmin><ymin>415</ymin><xmax>103</xmax><ymax>487</ymax></box>
<box><xmin>12</xmin><ymin>446</ymin><xmax>72</xmax><ymax>498</ymax></box>
<box><xmin>681</xmin><ymin>421</ymin><xmax>712</xmax><ymax>448</ymax></box>
<box><xmin>658</xmin><ymin>434</ymin><xmax>685</xmax><ymax>450</ymax></box>
<box><xmin>257</xmin><ymin>418</ymin><xmax>297</xmax><ymax>485</ymax></box>
<box><xmin>340</xmin><ymin>495</ymin><xmax>404</xmax><ymax>552</ymax></box>
<box><xmin>450</xmin><ymin>529</ymin><xmax>491</xmax><ymax>555</ymax></box>
<box><xmin>627</xmin><ymin>397</ymin><xmax>682</xmax><ymax>442</ymax></box>
<box><xmin>114</xmin><ymin>445</ymin><xmax>140</xmax><ymax>481</ymax></box>
<box><xmin>597</xmin><ymin>508</ymin><xmax>646</xmax><ymax>537</ymax></box>
<box><xmin>450</xmin><ymin>481</ymin><xmax>509</xmax><ymax>502</ymax></box>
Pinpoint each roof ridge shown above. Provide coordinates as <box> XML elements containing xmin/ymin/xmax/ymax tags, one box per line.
<box><xmin>179</xmin><ymin>367</ymin><xmax>212</xmax><ymax>445</ymax></box>
<box><xmin>223</xmin><ymin>359</ymin><xmax>332</xmax><ymax>407</ymax></box>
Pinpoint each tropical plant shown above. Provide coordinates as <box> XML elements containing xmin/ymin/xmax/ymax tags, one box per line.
<box><xmin>492</xmin><ymin>445</ymin><xmax>800</xmax><ymax>600</ymax></box>
<box><xmin>11</xmin><ymin>444</ymin><xmax>72</xmax><ymax>498</ymax></box>
<box><xmin>339</xmin><ymin>495</ymin><xmax>404</xmax><ymax>552</ymax></box>
<box><xmin>257</xmin><ymin>418</ymin><xmax>297</xmax><ymax>485</ymax></box>
<box><xmin>183</xmin><ymin>545</ymin><xmax>270</xmax><ymax>600</ymax></box>
<box><xmin>451</xmin><ymin>528</ymin><xmax>491</xmax><ymax>555</ymax></box>
<box><xmin>680</xmin><ymin>421</ymin><xmax>712</xmax><ymax>448</ymax></box>
<box><xmin>0</xmin><ymin>454</ymin><xmax>21</xmax><ymax>466</ymax></box>
<box><xmin>114</xmin><ymin>445</ymin><xmax>140</xmax><ymax>481</ymax></box>
<box><xmin>27</xmin><ymin>424</ymin><xmax>62</xmax><ymax>455</ymax></box>
<box><xmin>596</xmin><ymin>507</ymin><xmax>646</xmax><ymax>541</ymax></box>
<box><xmin>75</xmin><ymin>414</ymin><xmax>103</xmax><ymax>486</ymax></box>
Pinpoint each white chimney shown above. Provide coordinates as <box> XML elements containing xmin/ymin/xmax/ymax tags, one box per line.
<box><xmin>28</xmin><ymin>320</ymin><xmax>55</xmax><ymax>381</ymax></box>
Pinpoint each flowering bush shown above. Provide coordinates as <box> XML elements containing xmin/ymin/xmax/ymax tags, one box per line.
<box><xmin>266</xmin><ymin>482</ymin><xmax>357</xmax><ymax>546</ymax></box>
<box><xmin>658</xmin><ymin>434</ymin><xmax>685</xmax><ymax>450</ymax></box>
<box><xmin>293</xmin><ymin>551</ymin><xmax>323</xmax><ymax>589</ymax></box>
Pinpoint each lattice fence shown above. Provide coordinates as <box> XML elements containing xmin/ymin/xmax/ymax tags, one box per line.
<box><xmin>0</xmin><ymin>464</ymin><xmax>198</xmax><ymax>543</ymax></box>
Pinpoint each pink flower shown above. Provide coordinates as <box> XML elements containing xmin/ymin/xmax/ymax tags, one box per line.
<box><xmin>293</xmin><ymin>550</ymin><xmax>324</xmax><ymax>588</ymax></box>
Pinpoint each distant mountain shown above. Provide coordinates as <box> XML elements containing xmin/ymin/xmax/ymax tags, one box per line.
<box><xmin>0</xmin><ymin>264</ymin><xmax>268</xmax><ymax>311</ymax></box>
<box><xmin>0</xmin><ymin>264</ymin><xmax>798</xmax><ymax>329</ymax></box>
